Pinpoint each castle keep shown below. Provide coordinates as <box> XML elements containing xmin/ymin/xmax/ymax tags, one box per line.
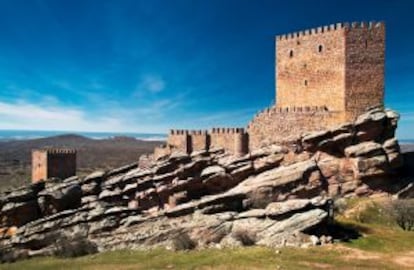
<box><xmin>32</xmin><ymin>149</ymin><xmax>77</xmax><ymax>183</ymax></box>
<box><xmin>157</xmin><ymin>21</ymin><xmax>385</xmax><ymax>156</ymax></box>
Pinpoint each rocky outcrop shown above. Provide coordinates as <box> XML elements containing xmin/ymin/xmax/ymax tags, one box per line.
<box><xmin>0</xmin><ymin>108</ymin><xmax>409</xmax><ymax>262</ymax></box>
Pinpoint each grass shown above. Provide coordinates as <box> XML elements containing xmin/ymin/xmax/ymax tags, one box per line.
<box><xmin>1</xmin><ymin>198</ymin><xmax>414</xmax><ymax>270</ymax></box>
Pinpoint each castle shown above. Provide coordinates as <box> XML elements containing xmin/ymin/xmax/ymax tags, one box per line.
<box><xmin>155</xmin><ymin>21</ymin><xmax>385</xmax><ymax>157</ymax></box>
<box><xmin>32</xmin><ymin>149</ymin><xmax>77</xmax><ymax>183</ymax></box>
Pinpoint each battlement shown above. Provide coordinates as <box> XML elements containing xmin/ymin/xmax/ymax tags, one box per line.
<box><xmin>255</xmin><ymin>106</ymin><xmax>329</xmax><ymax>116</ymax></box>
<box><xmin>276</xmin><ymin>21</ymin><xmax>384</xmax><ymax>41</ymax></box>
<box><xmin>210</xmin><ymin>127</ymin><xmax>245</xmax><ymax>134</ymax></box>
<box><xmin>33</xmin><ymin>148</ymin><xmax>77</xmax><ymax>155</ymax></box>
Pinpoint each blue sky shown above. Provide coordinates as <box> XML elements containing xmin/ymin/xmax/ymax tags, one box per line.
<box><xmin>0</xmin><ymin>0</ymin><xmax>413</xmax><ymax>139</ymax></box>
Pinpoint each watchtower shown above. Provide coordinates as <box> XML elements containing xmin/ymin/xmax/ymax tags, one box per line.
<box><xmin>32</xmin><ymin>149</ymin><xmax>77</xmax><ymax>183</ymax></box>
<box><xmin>275</xmin><ymin>22</ymin><xmax>385</xmax><ymax>122</ymax></box>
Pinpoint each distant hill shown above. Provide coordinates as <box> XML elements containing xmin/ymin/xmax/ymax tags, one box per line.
<box><xmin>0</xmin><ymin>134</ymin><xmax>163</xmax><ymax>191</ymax></box>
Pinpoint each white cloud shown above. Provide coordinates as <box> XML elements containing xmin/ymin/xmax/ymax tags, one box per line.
<box><xmin>0</xmin><ymin>100</ymin><xmax>126</xmax><ymax>132</ymax></box>
<box><xmin>135</xmin><ymin>74</ymin><xmax>166</xmax><ymax>93</ymax></box>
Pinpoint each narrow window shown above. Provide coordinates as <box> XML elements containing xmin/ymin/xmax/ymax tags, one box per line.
<box><xmin>304</xmin><ymin>80</ymin><xmax>308</xmax><ymax>86</ymax></box>
<box><xmin>365</xmin><ymin>40</ymin><xmax>368</xmax><ymax>49</ymax></box>
<box><xmin>289</xmin><ymin>50</ymin><xmax>293</xmax><ymax>58</ymax></box>
<box><xmin>318</xmin><ymin>45</ymin><xmax>323</xmax><ymax>53</ymax></box>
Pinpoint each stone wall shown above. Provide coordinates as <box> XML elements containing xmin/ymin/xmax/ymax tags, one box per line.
<box><xmin>167</xmin><ymin>130</ymin><xmax>191</xmax><ymax>154</ymax></box>
<box><xmin>189</xmin><ymin>130</ymin><xmax>210</xmax><ymax>152</ymax></box>
<box><xmin>210</xmin><ymin>128</ymin><xmax>248</xmax><ymax>154</ymax></box>
<box><xmin>31</xmin><ymin>149</ymin><xmax>77</xmax><ymax>183</ymax></box>
<box><xmin>345</xmin><ymin>22</ymin><xmax>385</xmax><ymax>121</ymax></box>
<box><xmin>276</xmin><ymin>23</ymin><xmax>347</xmax><ymax>113</ymax></box>
<box><xmin>247</xmin><ymin>106</ymin><xmax>342</xmax><ymax>150</ymax></box>
<box><xmin>275</xmin><ymin>21</ymin><xmax>385</xmax><ymax>123</ymax></box>
<box><xmin>158</xmin><ymin>128</ymin><xmax>248</xmax><ymax>158</ymax></box>
<box><xmin>32</xmin><ymin>150</ymin><xmax>48</xmax><ymax>183</ymax></box>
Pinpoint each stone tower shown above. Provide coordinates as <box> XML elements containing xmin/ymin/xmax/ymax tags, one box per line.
<box><xmin>32</xmin><ymin>149</ymin><xmax>77</xmax><ymax>183</ymax></box>
<box><xmin>275</xmin><ymin>22</ymin><xmax>385</xmax><ymax>122</ymax></box>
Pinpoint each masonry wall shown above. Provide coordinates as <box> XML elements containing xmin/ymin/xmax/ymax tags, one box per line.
<box><xmin>189</xmin><ymin>130</ymin><xmax>210</xmax><ymax>152</ymax></box>
<box><xmin>165</xmin><ymin>128</ymin><xmax>248</xmax><ymax>156</ymax></box>
<box><xmin>31</xmin><ymin>149</ymin><xmax>76</xmax><ymax>183</ymax></box>
<box><xmin>32</xmin><ymin>150</ymin><xmax>47</xmax><ymax>183</ymax></box>
<box><xmin>210</xmin><ymin>128</ymin><xmax>248</xmax><ymax>155</ymax></box>
<box><xmin>344</xmin><ymin>22</ymin><xmax>385</xmax><ymax>121</ymax></box>
<box><xmin>168</xmin><ymin>130</ymin><xmax>191</xmax><ymax>154</ymax></box>
<box><xmin>247</xmin><ymin>106</ymin><xmax>342</xmax><ymax>150</ymax></box>
<box><xmin>47</xmin><ymin>150</ymin><xmax>77</xmax><ymax>180</ymax></box>
<box><xmin>276</xmin><ymin>23</ymin><xmax>347</xmax><ymax>115</ymax></box>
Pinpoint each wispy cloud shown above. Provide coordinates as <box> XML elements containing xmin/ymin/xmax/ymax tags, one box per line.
<box><xmin>135</xmin><ymin>74</ymin><xmax>166</xmax><ymax>94</ymax></box>
<box><xmin>0</xmin><ymin>100</ymin><xmax>125</xmax><ymax>132</ymax></box>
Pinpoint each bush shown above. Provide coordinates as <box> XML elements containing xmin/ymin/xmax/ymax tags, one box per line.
<box><xmin>232</xmin><ymin>229</ymin><xmax>257</xmax><ymax>246</ymax></box>
<box><xmin>53</xmin><ymin>233</ymin><xmax>98</xmax><ymax>258</ymax></box>
<box><xmin>355</xmin><ymin>202</ymin><xmax>391</xmax><ymax>225</ymax></box>
<box><xmin>387</xmin><ymin>199</ymin><xmax>414</xmax><ymax>231</ymax></box>
<box><xmin>172</xmin><ymin>232</ymin><xmax>196</xmax><ymax>251</ymax></box>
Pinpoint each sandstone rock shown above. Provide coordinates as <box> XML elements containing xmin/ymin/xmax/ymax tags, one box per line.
<box><xmin>106</xmin><ymin>163</ymin><xmax>138</xmax><ymax>178</ymax></box>
<box><xmin>352</xmin><ymin>155</ymin><xmax>389</xmax><ymax>179</ymax></box>
<box><xmin>236</xmin><ymin>209</ymin><xmax>266</xmax><ymax>219</ymax></box>
<box><xmin>309</xmin><ymin>235</ymin><xmax>320</xmax><ymax>246</ymax></box>
<box><xmin>355</xmin><ymin>109</ymin><xmax>386</xmax><ymax>126</ymax></box>
<box><xmin>234</xmin><ymin>160</ymin><xmax>319</xmax><ymax>197</ymax></box>
<box><xmin>165</xmin><ymin>202</ymin><xmax>195</xmax><ymax>217</ymax></box>
<box><xmin>387</xmin><ymin>152</ymin><xmax>404</xmax><ymax>169</ymax></box>
<box><xmin>0</xmin><ymin>200</ymin><xmax>40</xmax><ymax>227</ymax></box>
<box><xmin>265</xmin><ymin>199</ymin><xmax>311</xmax><ymax>218</ymax></box>
<box><xmin>344</xmin><ymin>142</ymin><xmax>383</xmax><ymax>158</ymax></box>
<box><xmin>354</xmin><ymin>110</ymin><xmax>387</xmax><ymax>142</ymax></box>
<box><xmin>201</xmin><ymin>166</ymin><xmax>225</xmax><ymax>178</ymax></box>
<box><xmin>302</xmin><ymin>130</ymin><xmax>332</xmax><ymax>152</ymax></box>
<box><xmin>38</xmin><ymin>184</ymin><xmax>82</xmax><ymax>216</ymax></box>
<box><xmin>81</xmin><ymin>181</ymin><xmax>101</xmax><ymax>196</ymax></box>
<box><xmin>83</xmin><ymin>170</ymin><xmax>106</xmax><ymax>183</ymax></box>
<box><xmin>98</xmin><ymin>189</ymin><xmax>122</xmax><ymax>202</ymax></box>
<box><xmin>253</xmin><ymin>153</ymin><xmax>284</xmax><ymax>174</ymax></box>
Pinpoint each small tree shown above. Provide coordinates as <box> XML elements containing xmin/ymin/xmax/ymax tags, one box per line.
<box><xmin>389</xmin><ymin>199</ymin><xmax>414</xmax><ymax>231</ymax></box>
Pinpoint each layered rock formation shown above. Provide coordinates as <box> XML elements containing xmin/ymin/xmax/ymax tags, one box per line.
<box><xmin>0</xmin><ymin>108</ymin><xmax>409</xmax><ymax>262</ymax></box>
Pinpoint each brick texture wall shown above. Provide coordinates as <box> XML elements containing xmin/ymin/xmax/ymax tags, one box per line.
<box><xmin>247</xmin><ymin>106</ymin><xmax>342</xmax><ymax>149</ymax></box>
<box><xmin>32</xmin><ymin>150</ymin><xmax>47</xmax><ymax>183</ymax></box>
<box><xmin>31</xmin><ymin>149</ymin><xmax>77</xmax><ymax>183</ymax></box>
<box><xmin>276</xmin><ymin>23</ymin><xmax>347</xmax><ymax>113</ymax></box>
<box><xmin>345</xmin><ymin>22</ymin><xmax>385</xmax><ymax>121</ymax></box>
<box><xmin>163</xmin><ymin>128</ymin><xmax>248</xmax><ymax>156</ymax></box>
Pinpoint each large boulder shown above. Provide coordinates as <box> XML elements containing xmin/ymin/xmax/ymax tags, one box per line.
<box><xmin>38</xmin><ymin>184</ymin><xmax>82</xmax><ymax>216</ymax></box>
